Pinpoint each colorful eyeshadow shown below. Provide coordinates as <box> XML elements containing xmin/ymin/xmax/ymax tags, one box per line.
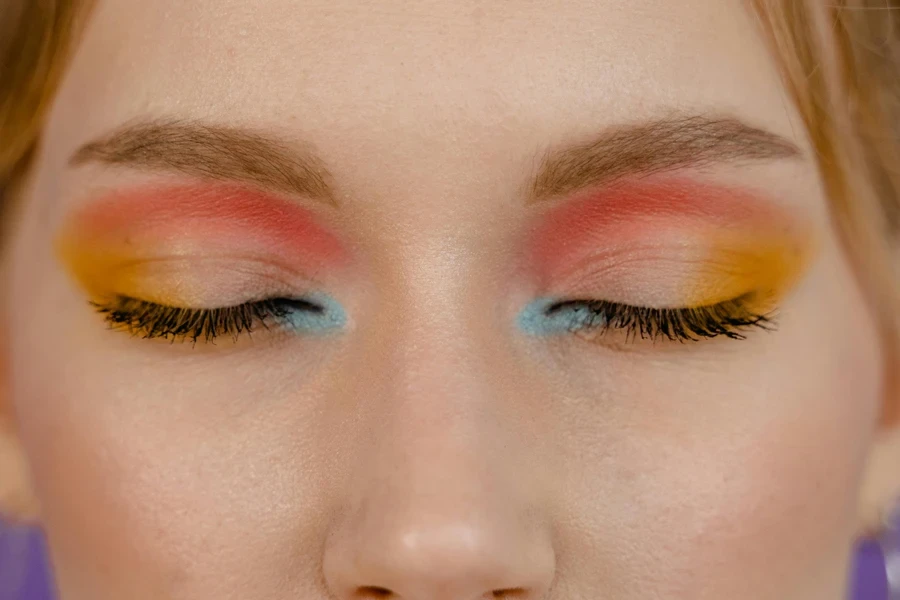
<box><xmin>518</xmin><ymin>297</ymin><xmax>594</xmax><ymax>336</ymax></box>
<box><xmin>56</xmin><ymin>182</ymin><xmax>350</xmax><ymax>308</ymax></box>
<box><xmin>518</xmin><ymin>176</ymin><xmax>816</xmax><ymax>335</ymax></box>
<box><xmin>529</xmin><ymin>177</ymin><xmax>805</xmax><ymax>281</ymax></box>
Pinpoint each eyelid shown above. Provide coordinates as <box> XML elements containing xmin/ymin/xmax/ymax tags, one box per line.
<box><xmin>55</xmin><ymin>185</ymin><xmax>353</xmax><ymax>309</ymax></box>
<box><xmin>537</xmin><ymin>230</ymin><xmax>812</xmax><ymax>311</ymax></box>
<box><xmin>57</xmin><ymin>182</ymin><xmax>350</xmax><ymax>264</ymax></box>
<box><xmin>62</xmin><ymin>250</ymin><xmax>326</xmax><ymax>310</ymax></box>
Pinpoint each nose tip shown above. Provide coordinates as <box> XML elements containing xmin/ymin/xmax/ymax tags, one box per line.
<box><xmin>322</xmin><ymin>510</ymin><xmax>555</xmax><ymax>600</ymax></box>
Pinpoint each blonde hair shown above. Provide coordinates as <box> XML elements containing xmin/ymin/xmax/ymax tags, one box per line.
<box><xmin>0</xmin><ymin>1</ymin><xmax>87</xmax><ymax>194</ymax></box>
<box><xmin>753</xmin><ymin>1</ymin><xmax>900</xmax><ymax>422</ymax></box>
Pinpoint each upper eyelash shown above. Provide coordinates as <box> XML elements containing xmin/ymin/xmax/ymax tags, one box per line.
<box><xmin>91</xmin><ymin>296</ymin><xmax>322</xmax><ymax>344</ymax></box>
<box><xmin>546</xmin><ymin>296</ymin><xmax>775</xmax><ymax>342</ymax></box>
<box><xmin>95</xmin><ymin>293</ymin><xmax>772</xmax><ymax>347</ymax></box>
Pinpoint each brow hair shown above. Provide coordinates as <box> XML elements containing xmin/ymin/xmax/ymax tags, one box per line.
<box><xmin>527</xmin><ymin>115</ymin><xmax>802</xmax><ymax>202</ymax></box>
<box><xmin>71</xmin><ymin>115</ymin><xmax>801</xmax><ymax>208</ymax></box>
<box><xmin>70</xmin><ymin>119</ymin><xmax>336</xmax><ymax>205</ymax></box>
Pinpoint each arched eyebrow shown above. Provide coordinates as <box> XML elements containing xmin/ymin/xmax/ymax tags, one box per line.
<box><xmin>70</xmin><ymin>115</ymin><xmax>802</xmax><ymax>207</ymax></box>
<box><xmin>525</xmin><ymin>115</ymin><xmax>802</xmax><ymax>203</ymax></box>
<box><xmin>70</xmin><ymin>119</ymin><xmax>338</xmax><ymax>206</ymax></box>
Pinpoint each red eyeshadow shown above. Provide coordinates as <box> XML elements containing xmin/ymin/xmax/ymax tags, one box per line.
<box><xmin>528</xmin><ymin>176</ymin><xmax>797</xmax><ymax>281</ymax></box>
<box><xmin>68</xmin><ymin>182</ymin><xmax>349</xmax><ymax>268</ymax></box>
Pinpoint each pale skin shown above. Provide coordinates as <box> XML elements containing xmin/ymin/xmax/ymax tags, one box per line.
<box><xmin>1</xmin><ymin>1</ymin><xmax>900</xmax><ymax>599</ymax></box>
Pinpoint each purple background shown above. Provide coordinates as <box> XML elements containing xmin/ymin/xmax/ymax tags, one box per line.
<box><xmin>0</xmin><ymin>520</ymin><xmax>889</xmax><ymax>599</ymax></box>
<box><xmin>0</xmin><ymin>524</ymin><xmax>55</xmax><ymax>600</ymax></box>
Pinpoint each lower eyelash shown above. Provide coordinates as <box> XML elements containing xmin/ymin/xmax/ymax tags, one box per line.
<box><xmin>92</xmin><ymin>294</ymin><xmax>344</xmax><ymax>344</ymax></box>
<box><xmin>519</xmin><ymin>295</ymin><xmax>775</xmax><ymax>342</ymax></box>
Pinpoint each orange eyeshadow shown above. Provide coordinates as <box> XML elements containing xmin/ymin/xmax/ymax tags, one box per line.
<box><xmin>57</xmin><ymin>182</ymin><xmax>349</xmax><ymax>304</ymax></box>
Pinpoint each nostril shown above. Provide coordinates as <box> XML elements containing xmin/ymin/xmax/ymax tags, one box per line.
<box><xmin>353</xmin><ymin>585</ymin><xmax>530</xmax><ymax>599</ymax></box>
<box><xmin>355</xmin><ymin>585</ymin><xmax>394</xmax><ymax>598</ymax></box>
<box><xmin>492</xmin><ymin>587</ymin><xmax>528</xmax><ymax>598</ymax></box>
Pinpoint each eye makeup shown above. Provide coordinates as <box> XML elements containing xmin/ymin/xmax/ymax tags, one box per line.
<box><xmin>518</xmin><ymin>176</ymin><xmax>816</xmax><ymax>340</ymax></box>
<box><xmin>94</xmin><ymin>293</ymin><xmax>347</xmax><ymax>343</ymax></box>
<box><xmin>56</xmin><ymin>182</ymin><xmax>350</xmax><ymax>337</ymax></box>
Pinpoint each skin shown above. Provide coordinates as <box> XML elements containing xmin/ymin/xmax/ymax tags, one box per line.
<box><xmin>0</xmin><ymin>1</ymin><xmax>899</xmax><ymax>599</ymax></box>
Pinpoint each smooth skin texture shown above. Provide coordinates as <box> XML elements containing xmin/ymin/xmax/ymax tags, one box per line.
<box><xmin>1</xmin><ymin>1</ymin><xmax>899</xmax><ymax>599</ymax></box>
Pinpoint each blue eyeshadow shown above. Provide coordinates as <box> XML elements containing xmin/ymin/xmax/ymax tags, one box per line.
<box><xmin>517</xmin><ymin>297</ymin><xmax>599</xmax><ymax>336</ymax></box>
<box><xmin>281</xmin><ymin>292</ymin><xmax>347</xmax><ymax>333</ymax></box>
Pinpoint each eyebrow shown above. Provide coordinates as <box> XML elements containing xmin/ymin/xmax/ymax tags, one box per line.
<box><xmin>70</xmin><ymin>119</ymin><xmax>337</xmax><ymax>206</ymax></box>
<box><xmin>71</xmin><ymin>115</ymin><xmax>802</xmax><ymax>208</ymax></box>
<box><xmin>525</xmin><ymin>115</ymin><xmax>802</xmax><ymax>203</ymax></box>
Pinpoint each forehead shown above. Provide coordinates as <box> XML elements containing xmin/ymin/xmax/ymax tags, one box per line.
<box><xmin>55</xmin><ymin>0</ymin><xmax>795</xmax><ymax>143</ymax></box>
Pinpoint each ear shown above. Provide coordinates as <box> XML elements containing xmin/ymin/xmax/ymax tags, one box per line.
<box><xmin>0</xmin><ymin>250</ymin><xmax>39</xmax><ymax>522</ymax></box>
<box><xmin>857</xmin><ymin>421</ymin><xmax>900</xmax><ymax>537</ymax></box>
<box><xmin>856</xmin><ymin>324</ymin><xmax>900</xmax><ymax>536</ymax></box>
<box><xmin>0</xmin><ymin>334</ymin><xmax>40</xmax><ymax>524</ymax></box>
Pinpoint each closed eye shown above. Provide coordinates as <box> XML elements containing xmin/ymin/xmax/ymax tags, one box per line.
<box><xmin>519</xmin><ymin>294</ymin><xmax>776</xmax><ymax>343</ymax></box>
<box><xmin>91</xmin><ymin>294</ymin><xmax>345</xmax><ymax>345</ymax></box>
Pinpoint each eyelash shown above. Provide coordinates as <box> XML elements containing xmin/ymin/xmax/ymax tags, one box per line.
<box><xmin>91</xmin><ymin>296</ymin><xmax>322</xmax><ymax>344</ymax></box>
<box><xmin>93</xmin><ymin>293</ymin><xmax>773</xmax><ymax>347</ymax></box>
<box><xmin>544</xmin><ymin>295</ymin><xmax>775</xmax><ymax>343</ymax></box>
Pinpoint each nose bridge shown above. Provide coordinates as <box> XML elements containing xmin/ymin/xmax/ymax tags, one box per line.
<box><xmin>322</xmin><ymin>245</ymin><xmax>556</xmax><ymax>599</ymax></box>
<box><xmin>353</xmin><ymin>245</ymin><xmax>517</xmax><ymax>514</ymax></box>
<box><xmin>360</xmin><ymin>233</ymin><xmax>507</xmax><ymax>432</ymax></box>
<box><xmin>358</xmin><ymin>240</ymin><xmax>524</xmax><ymax>501</ymax></box>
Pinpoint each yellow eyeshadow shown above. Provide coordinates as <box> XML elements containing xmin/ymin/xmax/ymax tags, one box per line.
<box><xmin>679</xmin><ymin>230</ymin><xmax>815</xmax><ymax>309</ymax></box>
<box><xmin>56</xmin><ymin>233</ymin><xmax>187</xmax><ymax>305</ymax></box>
<box><xmin>58</xmin><ymin>236</ymin><xmax>120</xmax><ymax>293</ymax></box>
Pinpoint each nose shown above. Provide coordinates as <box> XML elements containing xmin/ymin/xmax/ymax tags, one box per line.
<box><xmin>323</xmin><ymin>504</ymin><xmax>555</xmax><ymax>600</ymax></box>
<box><xmin>321</xmin><ymin>302</ymin><xmax>556</xmax><ymax>600</ymax></box>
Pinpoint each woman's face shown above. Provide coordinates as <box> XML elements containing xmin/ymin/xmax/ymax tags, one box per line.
<box><xmin>1</xmin><ymin>1</ymin><xmax>890</xmax><ymax>599</ymax></box>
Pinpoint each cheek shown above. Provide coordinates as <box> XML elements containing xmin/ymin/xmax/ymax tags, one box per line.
<box><xmin>554</xmin><ymin>245</ymin><xmax>883</xmax><ymax>598</ymax></box>
<box><xmin>668</xmin><ymin>350</ymin><xmax>877</xmax><ymax>596</ymax></box>
<box><xmin>680</xmin><ymin>269</ymin><xmax>880</xmax><ymax>596</ymax></box>
<box><xmin>7</xmin><ymin>255</ymin><xmax>323</xmax><ymax>595</ymax></box>
<box><xmin>10</xmin><ymin>336</ymin><xmax>337</xmax><ymax>597</ymax></box>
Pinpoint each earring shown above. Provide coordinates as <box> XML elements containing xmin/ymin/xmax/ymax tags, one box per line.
<box><xmin>882</xmin><ymin>498</ymin><xmax>900</xmax><ymax>600</ymax></box>
<box><xmin>851</xmin><ymin>499</ymin><xmax>900</xmax><ymax>600</ymax></box>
